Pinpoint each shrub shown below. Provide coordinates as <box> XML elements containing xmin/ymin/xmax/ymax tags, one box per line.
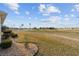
<box><xmin>0</xmin><ymin>39</ymin><xmax>12</xmax><ymax>49</ymax></box>
<box><xmin>11</xmin><ymin>33</ymin><xmax>18</xmax><ymax>38</ymax></box>
<box><xmin>1</xmin><ymin>26</ymin><xmax>9</xmax><ymax>32</ymax></box>
<box><xmin>3</xmin><ymin>29</ymin><xmax>12</xmax><ymax>34</ymax></box>
<box><xmin>1</xmin><ymin>34</ymin><xmax>10</xmax><ymax>40</ymax></box>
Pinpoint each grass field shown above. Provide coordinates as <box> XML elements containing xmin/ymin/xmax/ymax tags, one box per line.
<box><xmin>12</xmin><ymin>29</ymin><xmax>79</xmax><ymax>56</ymax></box>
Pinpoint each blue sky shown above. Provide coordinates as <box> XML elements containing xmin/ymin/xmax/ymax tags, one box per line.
<box><xmin>0</xmin><ymin>3</ymin><xmax>79</xmax><ymax>28</ymax></box>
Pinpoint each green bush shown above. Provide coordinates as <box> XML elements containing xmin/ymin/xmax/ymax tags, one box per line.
<box><xmin>0</xmin><ymin>39</ymin><xmax>12</xmax><ymax>49</ymax></box>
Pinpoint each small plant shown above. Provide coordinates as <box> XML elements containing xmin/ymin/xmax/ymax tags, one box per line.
<box><xmin>0</xmin><ymin>39</ymin><xmax>12</xmax><ymax>49</ymax></box>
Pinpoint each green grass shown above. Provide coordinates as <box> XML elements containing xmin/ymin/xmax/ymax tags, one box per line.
<box><xmin>15</xmin><ymin>29</ymin><xmax>79</xmax><ymax>56</ymax></box>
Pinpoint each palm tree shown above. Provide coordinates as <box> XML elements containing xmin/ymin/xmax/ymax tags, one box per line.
<box><xmin>21</xmin><ymin>24</ymin><xmax>24</xmax><ymax>28</ymax></box>
<box><xmin>20</xmin><ymin>24</ymin><xmax>24</xmax><ymax>30</ymax></box>
<box><xmin>29</xmin><ymin>23</ymin><xmax>31</xmax><ymax>29</ymax></box>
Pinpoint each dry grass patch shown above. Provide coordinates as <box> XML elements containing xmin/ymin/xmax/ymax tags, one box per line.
<box><xmin>14</xmin><ymin>30</ymin><xmax>79</xmax><ymax>56</ymax></box>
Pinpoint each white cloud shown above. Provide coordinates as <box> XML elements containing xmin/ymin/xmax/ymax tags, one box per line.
<box><xmin>4</xmin><ymin>19</ymin><xmax>12</xmax><ymax>24</ymax></box>
<box><xmin>64</xmin><ymin>14</ymin><xmax>71</xmax><ymax>21</ymax></box>
<box><xmin>39</xmin><ymin>4</ymin><xmax>46</xmax><ymax>12</ymax></box>
<box><xmin>42</xmin><ymin>13</ymin><xmax>49</xmax><ymax>16</ymax></box>
<box><xmin>28</xmin><ymin>17</ymin><xmax>31</xmax><ymax>19</ymax></box>
<box><xmin>71</xmin><ymin>4</ymin><xmax>79</xmax><ymax>12</ymax></box>
<box><xmin>47</xmin><ymin>6</ymin><xmax>61</xmax><ymax>13</ymax></box>
<box><xmin>42</xmin><ymin>15</ymin><xmax>72</xmax><ymax>24</ymax></box>
<box><xmin>63</xmin><ymin>14</ymin><xmax>77</xmax><ymax>22</ymax></box>
<box><xmin>75</xmin><ymin>4</ymin><xmax>79</xmax><ymax>12</ymax></box>
<box><xmin>25</xmin><ymin>11</ymin><xmax>30</xmax><ymax>15</ymax></box>
<box><xmin>5</xmin><ymin>3</ymin><xmax>20</xmax><ymax>14</ymax></box>
<box><xmin>64</xmin><ymin>14</ymin><xmax>75</xmax><ymax>18</ymax></box>
<box><xmin>71</xmin><ymin>9</ymin><xmax>75</xmax><ymax>12</ymax></box>
<box><xmin>39</xmin><ymin>4</ymin><xmax>61</xmax><ymax>16</ymax></box>
<box><xmin>64</xmin><ymin>17</ymin><xmax>70</xmax><ymax>21</ymax></box>
<box><xmin>70</xmin><ymin>14</ymin><xmax>75</xmax><ymax>17</ymax></box>
<box><xmin>49</xmin><ymin>16</ymin><xmax>61</xmax><ymax>23</ymax></box>
<box><xmin>42</xmin><ymin>16</ymin><xmax>61</xmax><ymax>23</ymax></box>
<box><xmin>14</xmin><ymin>11</ymin><xmax>19</xmax><ymax>14</ymax></box>
<box><xmin>64</xmin><ymin>14</ymin><xmax>69</xmax><ymax>17</ymax></box>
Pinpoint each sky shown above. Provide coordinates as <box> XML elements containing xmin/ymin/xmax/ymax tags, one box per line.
<box><xmin>0</xmin><ymin>3</ymin><xmax>79</xmax><ymax>28</ymax></box>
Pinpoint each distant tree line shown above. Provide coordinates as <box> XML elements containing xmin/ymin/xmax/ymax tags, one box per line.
<box><xmin>33</xmin><ymin>27</ymin><xmax>56</xmax><ymax>30</ymax></box>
